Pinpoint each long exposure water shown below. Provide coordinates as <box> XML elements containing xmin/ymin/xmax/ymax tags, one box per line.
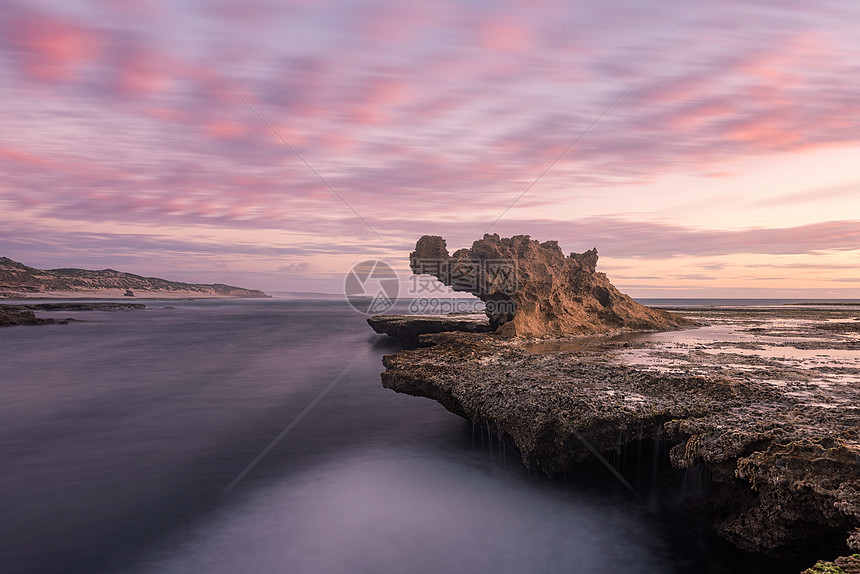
<box><xmin>1</xmin><ymin>299</ymin><xmax>787</xmax><ymax>573</ymax></box>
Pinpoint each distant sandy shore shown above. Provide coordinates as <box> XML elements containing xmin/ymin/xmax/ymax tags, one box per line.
<box><xmin>0</xmin><ymin>289</ymin><xmax>267</xmax><ymax>300</ymax></box>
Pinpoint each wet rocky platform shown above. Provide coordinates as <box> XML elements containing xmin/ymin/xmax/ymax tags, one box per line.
<box><xmin>377</xmin><ymin>305</ymin><xmax>860</xmax><ymax>572</ymax></box>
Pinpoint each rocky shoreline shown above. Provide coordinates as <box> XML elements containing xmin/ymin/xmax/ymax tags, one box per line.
<box><xmin>0</xmin><ymin>308</ymin><xmax>63</xmax><ymax>327</ymax></box>
<box><xmin>0</xmin><ymin>302</ymin><xmax>146</xmax><ymax>327</ymax></box>
<box><xmin>376</xmin><ymin>305</ymin><xmax>860</xmax><ymax>572</ymax></box>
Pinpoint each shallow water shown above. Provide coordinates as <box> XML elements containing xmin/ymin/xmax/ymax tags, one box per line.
<box><xmin>1</xmin><ymin>299</ymin><xmax>787</xmax><ymax>573</ymax></box>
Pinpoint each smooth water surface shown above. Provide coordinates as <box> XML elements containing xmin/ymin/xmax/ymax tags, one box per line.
<box><xmin>1</xmin><ymin>299</ymin><xmax>781</xmax><ymax>573</ymax></box>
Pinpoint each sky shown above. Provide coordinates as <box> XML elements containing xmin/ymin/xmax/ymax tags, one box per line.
<box><xmin>1</xmin><ymin>0</ymin><xmax>859</xmax><ymax>297</ymax></box>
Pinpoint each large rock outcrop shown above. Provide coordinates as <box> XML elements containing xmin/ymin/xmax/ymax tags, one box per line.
<box><xmin>377</xmin><ymin>304</ymin><xmax>860</xmax><ymax>570</ymax></box>
<box><xmin>410</xmin><ymin>234</ymin><xmax>681</xmax><ymax>337</ymax></box>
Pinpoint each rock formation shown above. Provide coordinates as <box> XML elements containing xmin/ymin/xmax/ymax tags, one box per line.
<box><xmin>1</xmin><ymin>302</ymin><xmax>145</xmax><ymax>312</ymax></box>
<box><xmin>0</xmin><ymin>302</ymin><xmax>146</xmax><ymax>327</ymax></box>
<box><xmin>377</xmin><ymin>305</ymin><xmax>860</xmax><ymax>569</ymax></box>
<box><xmin>0</xmin><ymin>308</ymin><xmax>59</xmax><ymax>327</ymax></box>
<box><xmin>367</xmin><ymin>314</ymin><xmax>491</xmax><ymax>346</ymax></box>
<box><xmin>410</xmin><ymin>234</ymin><xmax>682</xmax><ymax>337</ymax></box>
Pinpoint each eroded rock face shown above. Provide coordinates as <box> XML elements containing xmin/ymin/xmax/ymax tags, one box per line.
<box><xmin>410</xmin><ymin>234</ymin><xmax>682</xmax><ymax>337</ymax></box>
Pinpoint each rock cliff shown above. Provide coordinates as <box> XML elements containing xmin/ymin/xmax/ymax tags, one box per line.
<box><xmin>410</xmin><ymin>234</ymin><xmax>682</xmax><ymax>337</ymax></box>
<box><xmin>378</xmin><ymin>305</ymin><xmax>860</xmax><ymax>571</ymax></box>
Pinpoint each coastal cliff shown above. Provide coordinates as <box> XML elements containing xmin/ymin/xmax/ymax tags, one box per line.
<box><xmin>0</xmin><ymin>257</ymin><xmax>268</xmax><ymax>298</ymax></box>
<box><xmin>381</xmin><ymin>326</ymin><xmax>860</xmax><ymax>566</ymax></box>
<box><xmin>376</xmin><ymin>236</ymin><xmax>860</xmax><ymax>572</ymax></box>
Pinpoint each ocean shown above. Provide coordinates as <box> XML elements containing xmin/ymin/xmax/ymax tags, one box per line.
<box><xmin>0</xmin><ymin>298</ymin><xmax>795</xmax><ymax>573</ymax></box>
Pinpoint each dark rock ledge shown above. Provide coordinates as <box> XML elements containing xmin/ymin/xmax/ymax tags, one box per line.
<box><xmin>0</xmin><ymin>308</ymin><xmax>60</xmax><ymax>326</ymax></box>
<box><xmin>367</xmin><ymin>314</ymin><xmax>491</xmax><ymax>346</ymax></box>
<box><xmin>380</xmin><ymin>330</ymin><xmax>860</xmax><ymax>572</ymax></box>
<box><xmin>0</xmin><ymin>302</ymin><xmax>146</xmax><ymax>327</ymax></box>
<box><xmin>1</xmin><ymin>302</ymin><xmax>146</xmax><ymax>312</ymax></box>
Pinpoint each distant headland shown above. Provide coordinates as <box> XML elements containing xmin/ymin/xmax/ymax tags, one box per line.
<box><xmin>0</xmin><ymin>256</ymin><xmax>269</xmax><ymax>299</ymax></box>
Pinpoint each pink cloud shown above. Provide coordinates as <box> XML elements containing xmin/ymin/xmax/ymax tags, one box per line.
<box><xmin>204</xmin><ymin>0</ymin><xmax>309</xmax><ymax>23</ymax></box>
<box><xmin>204</xmin><ymin>120</ymin><xmax>248</xmax><ymax>140</ymax></box>
<box><xmin>312</xmin><ymin>132</ymin><xmax>355</xmax><ymax>153</ymax></box>
<box><xmin>375</xmin><ymin>218</ymin><xmax>860</xmax><ymax>259</ymax></box>
<box><xmin>110</xmin><ymin>42</ymin><xmax>172</xmax><ymax>97</ymax></box>
<box><xmin>0</xmin><ymin>4</ymin><xmax>100</xmax><ymax>82</ymax></box>
<box><xmin>356</xmin><ymin>0</ymin><xmax>441</xmax><ymax>47</ymax></box>
<box><xmin>363</xmin><ymin>76</ymin><xmax>413</xmax><ymax>107</ymax></box>
<box><xmin>478</xmin><ymin>17</ymin><xmax>533</xmax><ymax>53</ymax></box>
<box><xmin>93</xmin><ymin>0</ymin><xmax>162</xmax><ymax>17</ymax></box>
<box><xmin>661</xmin><ymin>99</ymin><xmax>737</xmax><ymax>130</ymax></box>
<box><xmin>340</xmin><ymin>74</ymin><xmax>415</xmax><ymax>126</ymax></box>
<box><xmin>142</xmin><ymin>106</ymin><xmax>190</xmax><ymax>122</ymax></box>
<box><xmin>4</xmin><ymin>215</ymin><xmax>859</xmax><ymax>294</ymax></box>
<box><xmin>730</xmin><ymin>32</ymin><xmax>836</xmax><ymax>87</ymax></box>
<box><xmin>720</xmin><ymin>116</ymin><xmax>803</xmax><ymax>150</ymax></box>
<box><xmin>0</xmin><ymin>145</ymin><xmax>50</xmax><ymax>168</ymax></box>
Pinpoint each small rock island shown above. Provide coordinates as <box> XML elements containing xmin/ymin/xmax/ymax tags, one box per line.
<box><xmin>372</xmin><ymin>234</ymin><xmax>860</xmax><ymax>573</ymax></box>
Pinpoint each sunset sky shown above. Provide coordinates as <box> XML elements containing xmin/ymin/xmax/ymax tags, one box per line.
<box><xmin>1</xmin><ymin>0</ymin><xmax>859</xmax><ymax>297</ymax></box>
